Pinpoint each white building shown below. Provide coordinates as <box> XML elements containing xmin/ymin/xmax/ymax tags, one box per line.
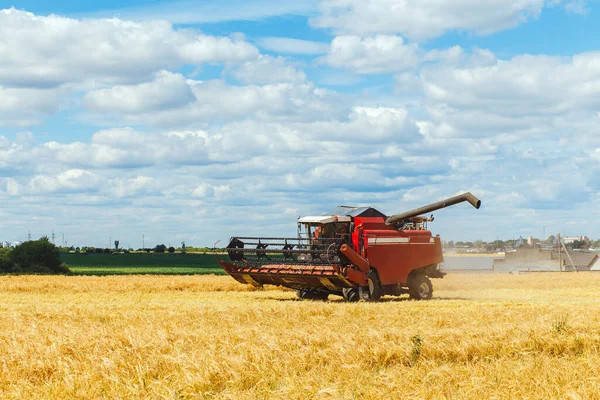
<box><xmin>563</xmin><ymin>236</ymin><xmax>589</xmax><ymax>244</ymax></box>
<box><xmin>1</xmin><ymin>241</ymin><xmax>9</xmax><ymax>248</ymax></box>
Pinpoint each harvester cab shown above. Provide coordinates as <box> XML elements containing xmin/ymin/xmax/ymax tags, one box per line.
<box><xmin>219</xmin><ymin>193</ymin><xmax>481</xmax><ymax>301</ymax></box>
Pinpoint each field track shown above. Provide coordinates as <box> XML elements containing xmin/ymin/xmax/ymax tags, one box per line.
<box><xmin>1</xmin><ymin>273</ymin><xmax>600</xmax><ymax>399</ymax></box>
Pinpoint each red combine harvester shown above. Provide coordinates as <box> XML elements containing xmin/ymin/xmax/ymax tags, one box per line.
<box><xmin>218</xmin><ymin>193</ymin><xmax>481</xmax><ymax>301</ymax></box>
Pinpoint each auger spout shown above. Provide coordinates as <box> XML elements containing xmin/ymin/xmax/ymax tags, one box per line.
<box><xmin>385</xmin><ymin>192</ymin><xmax>481</xmax><ymax>226</ymax></box>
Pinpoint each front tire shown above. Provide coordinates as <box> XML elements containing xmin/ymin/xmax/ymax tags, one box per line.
<box><xmin>367</xmin><ymin>270</ymin><xmax>383</xmax><ymax>301</ymax></box>
<box><xmin>408</xmin><ymin>275</ymin><xmax>433</xmax><ymax>300</ymax></box>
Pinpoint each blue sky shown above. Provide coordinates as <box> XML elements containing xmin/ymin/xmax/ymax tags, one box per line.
<box><xmin>0</xmin><ymin>0</ymin><xmax>599</xmax><ymax>248</ymax></box>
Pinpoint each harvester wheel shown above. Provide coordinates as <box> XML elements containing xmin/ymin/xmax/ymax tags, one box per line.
<box><xmin>296</xmin><ymin>289</ymin><xmax>329</xmax><ymax>301</ymax></box>
<box><xmin>408</xmin><ymin>275</ymin><xmax>433</xmax><ymax>300</ymax></box>
<box><xmin>342</xmin><ymin>287</ymin><xmax>360</xmax><ymax>302</ymax></box>
<box><xmin>367</xmin><ymin>270</ymin><xmax>383</xmax><ymax>301</ymax></box>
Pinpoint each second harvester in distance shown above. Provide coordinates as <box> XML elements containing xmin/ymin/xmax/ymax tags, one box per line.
<box><xmin>219</xmin><ymin>193</ymin><xmax>481</xmax><ymax>301</ymax></box>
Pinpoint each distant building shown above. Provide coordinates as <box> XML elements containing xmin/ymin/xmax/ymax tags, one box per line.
<box><xmin>12</xmin><ymin>241</ymin><xmax>22</xmax><ymax>247</ymax></box>
<box><xmin>494</xmin><ymin>247</ymin><xmax>598</xmax><ymax>272</ymax></box>
<box><xmin>1</xmin><ymin>241</ymin><xmax>9</xmax><ymax>248</ymax></box>
<box><xmin>563</xmin><ymin>236</ymin><xmax>589</xmax><ymax>244</ymax></box>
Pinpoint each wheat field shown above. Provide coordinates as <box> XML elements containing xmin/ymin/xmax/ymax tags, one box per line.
<box><xmin>1</xmin><ymin>273</ymin><xmax>600</xmax><ymax>399</ymax></box>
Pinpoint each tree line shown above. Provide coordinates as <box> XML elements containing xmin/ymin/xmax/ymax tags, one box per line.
<box><xmin>63</xmin><ymin>245</ymin><xmax>219</xmax><ymax>254</ymax></box>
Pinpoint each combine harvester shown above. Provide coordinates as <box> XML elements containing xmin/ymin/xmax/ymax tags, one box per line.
<box><xmin>219</xmin><ymin>193</ymin><xmax>481</xmax><ymax>301</ymax></box>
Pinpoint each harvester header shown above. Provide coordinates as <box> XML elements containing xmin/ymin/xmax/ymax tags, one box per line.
<box><xmin>218</xmin><ymin>192</ymin><xmax>482</xmax><ymax>301</ymax></box>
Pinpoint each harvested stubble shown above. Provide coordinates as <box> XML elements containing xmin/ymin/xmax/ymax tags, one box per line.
<box><xmin>1</xmin><ymin>273</ymin><xmax>600</xmax><ymax>399</ymax></box>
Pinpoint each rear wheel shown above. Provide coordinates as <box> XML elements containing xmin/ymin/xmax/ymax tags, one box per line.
<box><xmin>408</xmin><ymin>275</ymin><xmax>433</xmax><ymax>300</ymax></box>
<box><xmin>296</xmin><ymin>289</ymin><xmax>329</xmax><ymax>301</ymax></box>
<box><xmin>342</xmin><ymin>287</ymin><xmax>360</xmax><ymax>302</ymax></box>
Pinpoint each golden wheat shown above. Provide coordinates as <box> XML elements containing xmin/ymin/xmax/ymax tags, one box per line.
<box><xmin>1</xmin><ymin>273</ymin><xmax>600</xmax><ymax>399</ymax></box>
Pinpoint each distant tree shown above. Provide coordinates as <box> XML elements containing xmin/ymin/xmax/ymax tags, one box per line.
<box><xmin>570</xmin><ymin>240</ymin><xmax>589</xmax><ymax>250</ymax></box>
<box><xmin>0</xmin><ymin>248</ymin><xmax>17</xmax><ymax>273</ymax></box>
<box><xmin>492</xmin><ymin>240</ymin><xmax>505</xmax><ymax>251</ymax></box>
<box><xmin>9</xmin><ymin>237</ymin><xmax>70</xmax><ymax>274</ymax></box>
<box><xmin>103</xmin><ymin>248</ymin><xmax>111</xmax><ymax>254</ymax></box>
<box><xmin>168</xmin><ymin>246</ymin><xmax>175</xmax><ymax>253</ymax></box>
<box><xmin>155</xmin><ymin>244</ymin><xmax>167</xmax><ymax>253</ymax></box>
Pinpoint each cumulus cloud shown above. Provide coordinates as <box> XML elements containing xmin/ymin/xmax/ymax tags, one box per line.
<box><xmin>323</xmin><ymin>35</ymin><xmax>421</xmax><ymax>74</ymax></box>
<box><xmin>109</xmin><ymin>176</ymin><xmax>156</xmax><ymax>198</ymax></box>
<box><xmin>305</xmin><ymin>106</ymin><xmax>422</xmax><ymax>143</ymax></box>
<box><xmin>0</xmin><ymin>178</ymin><xmax>20</xmax><ymax>196</ymax></box>
<box><xmin>29</xmin><ymin>169</ymin><xmax>102</xmax><ymax>194</ymax></box>
<box><xmin>231</xmin><ymin>55</ymin><xmax>307</xmax><ymax>84</ymax></box>
<box><xmin>418</xmin><ymin>50</ymin><xmax>600</xmax><ymax>138</ymax></box>
<box><xmin>0</xmin><ymin>8</ymin><xmax>259</xmax><ymax>88</ymax></box>
<box><xmin>84</xmin><ymin>77</ymin><xmax>347</xmax><ymax>126</ymax></box>
<box><xmin>84</xmin><ymin>71</ymin><xmax>195</xmax><ymax>113</ymax></box>
<box><xmin>0</xmin><ymin>86</ymin><xmax>62</xmax><ymax>127</ymax></box>
<box><xmin>312</xmin><ymin>0</ymin><xmax>545</xmax><ymax>41</ymax></box>
<box><xmin>41</xmin><ymin>128</ymin><xmax>213</xmax><ymax>168</ymax></box>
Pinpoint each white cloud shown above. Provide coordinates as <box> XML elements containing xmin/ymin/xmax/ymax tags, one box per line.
<box><xmin>0</xmin><ymin>178</ymin><xmax>20</xmax><ymax>196</ymax></box>
<box><xmin>84</xmin><ymin>71</ymin><xmax>195</xmax><ymax>113</ymax></box>
<box><xmin>0</xmin><ymin>86</ymin><xmax>61</xmax><ymax>127</ymax></box>
<box><xmin>312</xmin><ymin>0</ymin><xmax>545</xmax><ymax>41</ymax></box>
<box><xmin>419</xmin><ymin>50</ymin><xmax>600</xmax><ymax>138</ymax></box>
<box><xmin>305</xmin><ymin>106</ymin><xmax>421</xmax><ymax>143</ymax></box>
<box><xmin>192</xmin><ymin>183</ymin><xmax>215</xmax><ymax>198</ymax></box>
<box><xmin>0</xmin><ymin>8</ymin><xmax>259</xmax><ymax>88</ymax></box>
<box><xmin>561</xmin><ymin>0</ymin><xmax>590</xmax><ymax>15</ymax></box>
<box><xmin>257</xmin><ymin>37</ymin><xmax>330</xmax><ymax>55</ymax></box>
<box><xmin>323</xmin><ymin>35</ymin><xmax>421</xmax><ymax>74</ymax></box>
<box><xmin>109</xmin><ymin>176</ymin><xmax>156</xmax><ymax>198</ymax></box>
<box><xmin>43</xmin><ymin>128</ymin><xmax>213</xmax><ymax>168</ymax></box>
<box><xmin>84</xmin><ymin>76</ymin><xmax>347</xmax><ymax>126</ymax></box>
<box><xmin>29</xmin><ymin>169</ymin><xmax>102</xmax><ymax>194</ymax></box>
<box><xmin>231</xmin><ymin>55</ymin><xmax>307</xmax><ymax>84</ymax></box>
